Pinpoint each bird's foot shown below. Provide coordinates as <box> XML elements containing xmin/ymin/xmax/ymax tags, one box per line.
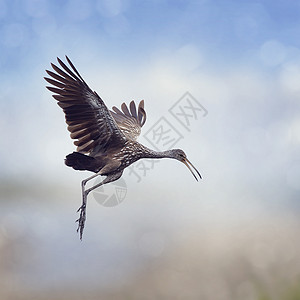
<box><xmin>76</xmin><ymin>203</ymin><xmax>86</xmax><ymax>240</ymax></box>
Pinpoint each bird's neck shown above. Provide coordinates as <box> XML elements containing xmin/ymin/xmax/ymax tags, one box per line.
<box><xmin>141</xmin><ymin>146</ymin><xmax>174</xmax><ymax>159</ymax></box>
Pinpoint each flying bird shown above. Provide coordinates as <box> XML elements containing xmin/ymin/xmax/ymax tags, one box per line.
<box><xmin>45</xmin><ymin>56</ymin><xmax>201</xmax><ymax>239</ymax></box>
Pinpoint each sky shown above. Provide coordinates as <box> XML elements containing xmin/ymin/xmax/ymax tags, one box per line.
<box><xmin>1</xmin><ymin>0</ymin><xmax>300</xmax><ymax>297</ymax></box>
<box><xmin>0</xmin><ymin>0</ymin><xmax>299</xmax><ymax>208</ymax></box>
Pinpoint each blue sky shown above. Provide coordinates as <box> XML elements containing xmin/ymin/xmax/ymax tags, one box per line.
<box><xmin>1</xmin><ymin>0</ymin><xmax>300</xmax><ymax>204</ymax></box>
<box><xmin>1</xmin><ymin>0</ymin><xmax>300</xmax><ymax>71</ymax></box>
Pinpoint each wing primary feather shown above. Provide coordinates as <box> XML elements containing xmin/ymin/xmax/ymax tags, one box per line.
<box><xmin>140</xmin><ymin>107</ymin><xmax>146</xmax><ymax>126</ymax></box>
<box><xmin>112</xmin><ymin>106</ymin><xmax>123</xmax><ymax>114</ymax></box>
<box><xmin>121</xmin><ymin>103</ymin><xmax>131</xmax><ymax>117</ymax></box>
<box><xmin>65</xmin><ymin>56</ymin><xmax>86</xmax><ymax>83</ymax></box>
<box><xmin>129</xmin><ymin>101</ymin><xmax>137</xmax><ymax>119</ymax></box>
<box><xmin>44</xmin><ymin>77</ymin><xmax>65</xmax><ymax>88</ymax></box>
<box><xmin>138</xmin><ymin>100</ymin><xmax>146</xmax><ymax>126</ymax></box>
<box><xmin>46</xmin><ymin>70</ymin><xmax>77</xmax><ymax>87</ymax></box>
<box><xmin>51</xmin><ymin>63</ymin><xmax>76</xmax><ymax>82</ymax></box>
<box><xmin>57</xmin><ymin>57</ymin><xmax>83</xmax><ymax>83</ymax></box>
<box><xmin>137</xmin><ymin>100</ymin><xmax>143</xmax><ymax>124</ymax></box>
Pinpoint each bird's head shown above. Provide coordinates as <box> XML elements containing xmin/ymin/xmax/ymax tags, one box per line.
<box><xmin>169</xmin><ymin>149</ymin><xmax>202</xmax><ymax>181</ymax></box>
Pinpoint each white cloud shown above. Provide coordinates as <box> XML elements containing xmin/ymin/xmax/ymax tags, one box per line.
<box><xmin>286</xmin><ymin>162</ymin><xmax>300</xmax><ymax>190</ymax></box>
<box><xmin>280</xmin><ymin>61</ymin><xmax>300</xmax><ymax>94</ymax></box>
<box><xmin>288</xmin><ymin>118</ymin><xmax>300</xmax><ymax>146</ymax></box>
<box><xmin>259</xmin><ymin>40</ymin><xmax>287</xmax><ymax>67</ymax></box>
<box><xmin>242</xmin><ymin>127</ymin><xmax>271</xmax><ymax>156</ymax></box>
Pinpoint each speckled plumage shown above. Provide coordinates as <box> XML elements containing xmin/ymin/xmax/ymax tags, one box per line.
<box><xmin>45</xmin><ymin>56</ymin><xmax>201</xmax><ymax>239</ymax></box>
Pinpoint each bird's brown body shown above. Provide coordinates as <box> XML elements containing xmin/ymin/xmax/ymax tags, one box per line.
<box><xmin>45</xmin><ymin>56</ymin><xmax>201</xmax><ymax>239</ymax></box>
<box><xmin>66</xmin><ymin>141</ymin><xmax>164</xmax><ymax>174</ymax></box>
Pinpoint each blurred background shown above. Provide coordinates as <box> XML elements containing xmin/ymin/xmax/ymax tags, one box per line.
<box><xmin>1</xmin><ymin>0</ymin><xmax>300</xmax><ymax>299</ymax></box>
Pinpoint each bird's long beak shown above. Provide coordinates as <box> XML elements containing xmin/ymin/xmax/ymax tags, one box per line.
<box><xmin>182</xmin><ymin>157</ymin><xmax>202</xmax><ymax>181</ymax></box>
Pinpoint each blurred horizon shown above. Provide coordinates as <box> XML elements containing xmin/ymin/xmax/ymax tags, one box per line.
<box><xmin>1</xmin><ymin>0</ymin><xmax>300</xmax><ymax>299</ymax></box>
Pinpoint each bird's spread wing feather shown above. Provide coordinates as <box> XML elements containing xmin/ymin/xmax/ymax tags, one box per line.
<box><xmin>110</xmin><ymin>100</ymin><xmax>146</xmax><ymax>140</ymax></box>
<box><xmin>44</xmin><ymin>56</ymin><xmax>127</xmax><ymax>154</ymax></box>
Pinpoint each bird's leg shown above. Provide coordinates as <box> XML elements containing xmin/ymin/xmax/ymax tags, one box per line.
<box><xmin>76</xmin><ymin>172</ymin><xmax>102</xmax><ymax>240</ymax></box>
<box><xmin>79</xmin><ymin>173</ymin><xmax>98</xmax><ymax>208</ymax></box>
<box><xmin>81</xmin><ymin>172</ymin><xmax>101</xmax><ymax>194</ymax></box>
<box><xmin>84</xmin><ymin>171</ymin><xmax>123</xmax><ymax>195</ymax></box>
<box><xmin>76</xmin><ymin>171</ymin><xmax>123</xmax><ymax>240</ymax></box>
<box><xmin>76</xmin><ymin>190</ymin><xmax>88</xmax><ymax>240</ymax></box>
<box><xmin>77</xmin><ymin>172</ymin><xmax>100</xmax><ymax>219</ymax></box>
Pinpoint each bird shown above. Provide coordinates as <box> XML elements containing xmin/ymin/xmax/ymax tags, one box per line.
<box><xmin>44</xmin><ymin>56</ymin><xmax>202</xmax><ymax>240</ymax></box>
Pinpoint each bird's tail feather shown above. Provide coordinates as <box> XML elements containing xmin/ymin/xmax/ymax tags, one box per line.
<box><xmin>65</xmin><ymin>152</ymin><xmax>98</xmax><ymax>172</ymax></box>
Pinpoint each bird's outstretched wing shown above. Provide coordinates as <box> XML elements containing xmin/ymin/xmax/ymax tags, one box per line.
<box><xmin>110</xmin><ymin>100</ymin><xmax>146</xmax><ymax>140</ymax></box>
<box><xmin>44</xmin><ymin>56</ymin><xmax>127</xmax><ymax>154</ymax></box>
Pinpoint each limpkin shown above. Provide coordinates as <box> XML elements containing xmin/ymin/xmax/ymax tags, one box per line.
<box><xmin>45</xmin><ymin>56</ymin><xmax>201</xmax><ymax>239</ymax></box>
